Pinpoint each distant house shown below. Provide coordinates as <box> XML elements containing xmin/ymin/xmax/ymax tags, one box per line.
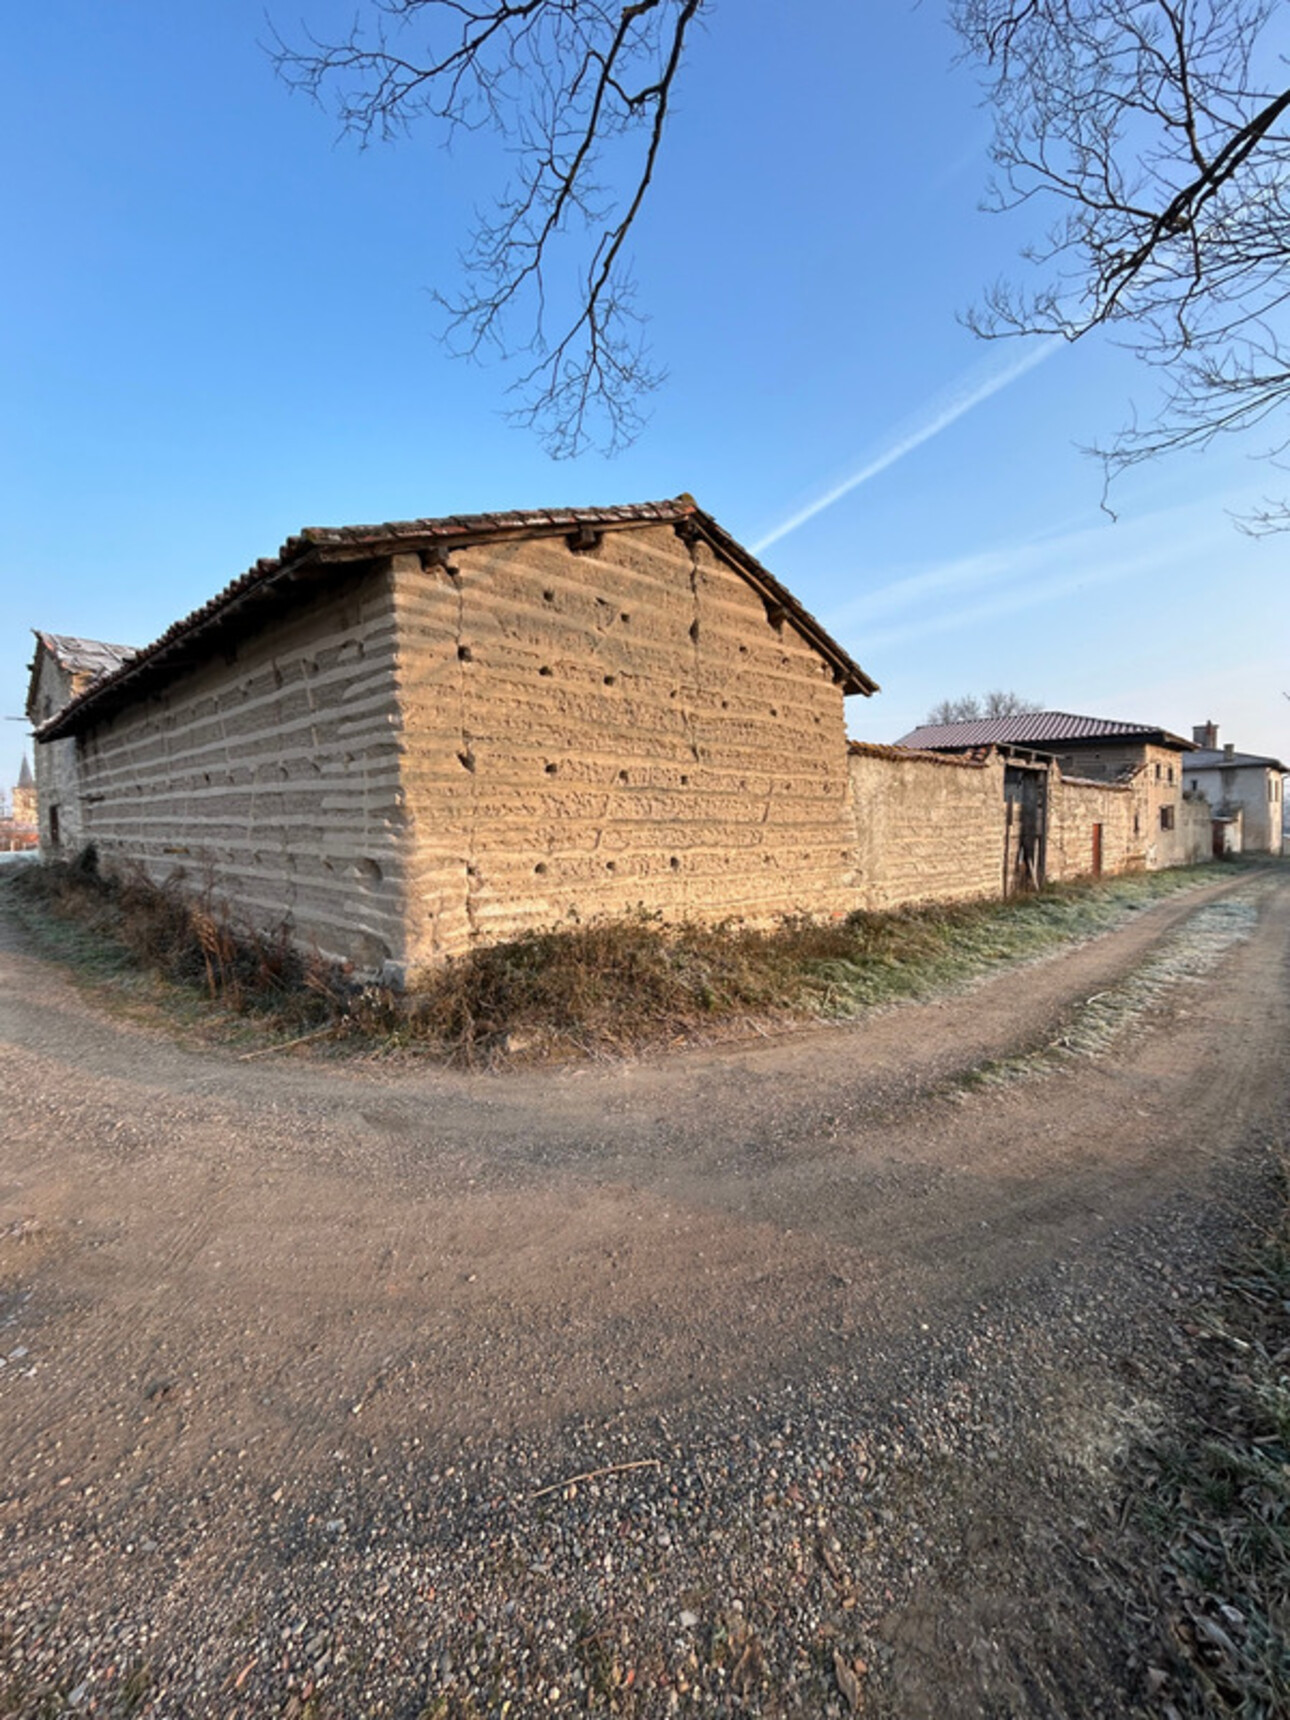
<box><xmin>895</xmin><ymin>710</ymin><xmax>1208</xmax><ymax>871</ymax></box>
<box><xmin>25</xmin><ymin>633</ymin><xmax>137</xmax><ymax>857</ymax></box>
<box><xmin>1184</xmin><ymin>723</ymin><xmax>1286</xmax><ymax>855</ymax></box>
<box><xmin>32</xmin><ymin>498</ymin><xmax>876</xmax><ymax>978</ymax></box>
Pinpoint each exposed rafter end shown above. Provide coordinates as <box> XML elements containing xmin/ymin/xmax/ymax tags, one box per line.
<box><xmin>418</xmin><ymin>545</ymin><xmax>461</xmax><ymax>580</ymax></box>
<box><xmin>566</xmin><ymin>524</ymin><xmax>603</xmax><ymax>554</ymax></box>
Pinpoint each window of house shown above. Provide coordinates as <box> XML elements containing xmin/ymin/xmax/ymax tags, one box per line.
<box><xmin>1160</xmin><ymin>805</ymin><xmax>1175</xmax><ymax>831</ymax></box>
<box><xmin>1154</xmin><ymin>762</ymin><xmax>1161</xmax><ymax>780</ymax></box>
<box><xmin>1167</xmin><ymin>765</ymin><xmax>1174</xmax><ymax>784</ymax></box>
<box><xmin>48</xmin><ymin>805</ymin><xmax>61</xmax><ymax>847</ymax></box>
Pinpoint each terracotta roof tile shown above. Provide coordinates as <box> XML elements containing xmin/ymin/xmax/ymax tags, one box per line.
<box><xmin>38</xmin><ymin>497</ymin><xmax>876</xmax><ymax>740</ymax></box>
<box><xmin>848</xmin><ymin>741</ymin><xmax>992</xmax><ymax>769</ymax></box>
<box><xmin>33</xmin><ymin>632</ymin><xmax>136</xmax><ymax>680</ymax></box>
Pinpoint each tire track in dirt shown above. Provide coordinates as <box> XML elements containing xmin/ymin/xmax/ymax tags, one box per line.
<box><xmin>0</xmin><ymin>868</ymin><xmax>1283</xmax><ymax>1479</ymax></box>
<box><xmin>1</xmin><ymin>867</ymin><xmax>1289</xmax><ymax>1719</ymax></box>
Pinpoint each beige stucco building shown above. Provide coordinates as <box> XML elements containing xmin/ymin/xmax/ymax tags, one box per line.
<box><xmin>1184</xmin><ymin>723</ymin><xmax>1285</xmax><ymax>855</ymax></box>
<box><xmin>34</xmin><ymin>499</ymin><xmax>876</xmax><ymax>979</ymax></box>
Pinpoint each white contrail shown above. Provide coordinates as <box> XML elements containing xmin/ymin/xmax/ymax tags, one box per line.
<box><xmin>753</xmin><ymin>337</ymin><xmax>1063</xmax><ymax>555</ymax></box>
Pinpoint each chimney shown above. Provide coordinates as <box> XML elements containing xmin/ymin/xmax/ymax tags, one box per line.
<box><xmin>1224</xmin><ymin>742</ymin><xmax>1235</xmax><ymax>761</ymax></box>
<box><xmin>1193</xmin><ymin>720</ymin><xmax>1218</xmax><ymax>749</ymax></box>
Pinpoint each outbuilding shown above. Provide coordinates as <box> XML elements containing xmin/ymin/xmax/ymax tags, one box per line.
<box><xmin>34</xmin><ymin>497</ymin><xmax>876</xmax><ymax>980</ymax></box>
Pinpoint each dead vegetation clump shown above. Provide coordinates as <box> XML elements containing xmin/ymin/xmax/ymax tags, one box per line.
<box><xmin>4</xmin><ymin>848</ymin><xmax>340</xmax><ymax>1033</ymax></box>
<box><xmin>1</xmin><ymin>848</ymin><xmax>1240</xmax><ymax>1062</ymax></box>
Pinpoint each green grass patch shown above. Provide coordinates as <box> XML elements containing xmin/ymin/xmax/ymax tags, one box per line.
<box><xmin>0</xmin><ymin>852</ymin><xmax>1259</xmax><ymax>1063</ymax></box>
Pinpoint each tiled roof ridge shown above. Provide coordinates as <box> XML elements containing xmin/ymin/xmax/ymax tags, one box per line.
<box><xmin>37</xmin><ymin>495</ymin><xmax>875</xmax><ymax>740</ymax></box>
<box><xmin>292</xmin><ymin>497</ymin><xmax>690</xmax><ymax>552</ymax></box>
<box><xmin>848</xmin><ymin>741</ymin><xmax>993</xmax><ymax>769</ymax></box>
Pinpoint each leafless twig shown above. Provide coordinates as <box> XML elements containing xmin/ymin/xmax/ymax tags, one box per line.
<box><xmin>530</xmin><ymin>1456</ymin><xmax>662</xmax><ymax>1499</ymax></box>
<box><xmin>269</xmin><ymin>1</ymin><xmax>706</xmax><ymax>456</ymax></box>
<box><xmin>953</xmin><ymin>0</ymin><xmax>1290</xmax><ymax>522</ymax></box>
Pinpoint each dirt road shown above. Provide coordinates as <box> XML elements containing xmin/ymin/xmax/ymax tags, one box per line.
<box><xmin>2</xmin><ymin>866</ymin><xmax>1288</xmax><ymax>1717</ymax></box>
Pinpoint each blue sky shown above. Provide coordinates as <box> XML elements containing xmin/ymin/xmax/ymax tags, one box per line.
<box><xmin>3</xmin><ymin>0</ymin><xmax>1288</xmax><ymax>800</ymax></box>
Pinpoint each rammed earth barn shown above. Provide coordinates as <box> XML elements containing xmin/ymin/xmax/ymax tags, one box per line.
<box><xmin>32</xmin><ymin>499</ymin><xmax>877</xmax><ymax>980</ymax></box>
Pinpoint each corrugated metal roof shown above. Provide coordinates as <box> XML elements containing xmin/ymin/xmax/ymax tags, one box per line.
<box><xmin>38</xmin><ymin>496</ymin><xmax>877</xmax><ymax>741</ymax></box>
<box><xmin>897</xmin><ymin>711</ymin><xmax>1194</xmax><ymax>752</ymax></box>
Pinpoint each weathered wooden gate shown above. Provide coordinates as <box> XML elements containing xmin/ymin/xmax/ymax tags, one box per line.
<box><xmin>1003</xmin><ymin>761</ymin><xmax>1048</xmax><ymax>896</ymax></box>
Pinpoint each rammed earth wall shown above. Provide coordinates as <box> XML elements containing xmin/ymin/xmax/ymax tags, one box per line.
<box><xmin>72</xmin><ymin>567</ymin><xmax>408</xmax><ymax>973</ymax></box>
<box><xmin>66</xmin><ymin>525</ymin><xmax>857</xmax><ymax>976</ymax></box>
<box><xmin>393</xmin><ymin>524</ymin><xmax>856</xmax><ymax>970</ymax></box>
<box><xmin>48</xmin><ymin>509</ymin><xmax>1214</xmax><ymax>977</ymax></box>
<box><xmin>847</xmin><ymin>746</ymin><xmax>1007</xmax><ymax>909</ymax></box>
<box><xmin>847</xmin><ymin>745</ymin><xmax>1179</xmax><ymax>906</ymax></box>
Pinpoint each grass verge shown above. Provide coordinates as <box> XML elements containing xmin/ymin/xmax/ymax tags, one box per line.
<box><xmin>0</xmin><ymin>851</ymin><xmax>1260</xmax><ymax>1064</ymax></box>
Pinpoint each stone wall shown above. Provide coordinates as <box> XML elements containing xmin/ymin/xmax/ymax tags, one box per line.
<box><xmin>848</xmin><ymin>745</ymin><xmax>1007</xmax><ymax>909</ymax></box>
<box><xmin>394</xmin><ymin>524</ymin><xmax>857</xmax><ymax>968</ymax></box>
<box><xmin>68</xmin><ymin>567</ymin><xmax>409</xmax><ymax>973</ymax></box>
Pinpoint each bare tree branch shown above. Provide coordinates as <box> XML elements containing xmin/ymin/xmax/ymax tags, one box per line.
<box><xmin>953</xmin><ymin>0</ymin><xmax>1290</xmax><ymax>519</ymax></box>
<box><xmin>269</xmin><ymin>0</ymin><xmax>706</xmax><ymax>457</ymax></box>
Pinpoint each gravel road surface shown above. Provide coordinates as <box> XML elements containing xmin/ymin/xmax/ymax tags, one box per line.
<box><xmin>1</xmin><ymin>867</ymin><xmax>1287</xmax><ymax>1717</ymax></box>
